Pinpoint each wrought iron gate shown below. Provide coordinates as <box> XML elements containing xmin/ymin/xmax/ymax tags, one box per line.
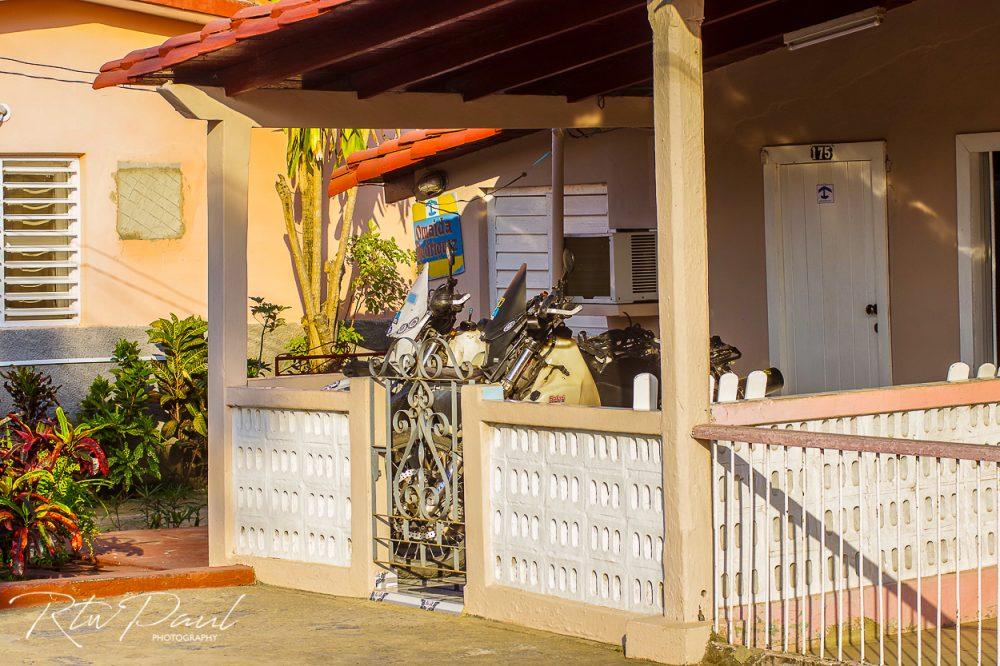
<box><xmin>371</xmin><ymin>334</ymin><xmax>471</xmax><ymax>581</ymax></box>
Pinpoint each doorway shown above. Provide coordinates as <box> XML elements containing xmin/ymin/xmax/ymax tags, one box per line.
<box><xmin>957</xmin><ymin>133</ymin><xmax>1000</xmax><ymax>369</ymax></box>
<box><xmin>762</xmin><ymin>141</ymin><xmax>892</xmax><ymax>395</ymax></box>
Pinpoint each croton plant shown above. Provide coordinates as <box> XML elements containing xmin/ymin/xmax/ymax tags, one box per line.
<box><xmin>0</xmin><ymin>408</ymin><xmax>107</xmax><ymax>576</ymax></box>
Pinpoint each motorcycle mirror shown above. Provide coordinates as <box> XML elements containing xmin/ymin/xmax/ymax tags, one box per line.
<box><xmin>446</xmin><ymin>242</ymin><xmax>456</xmax><ymax>280</ymax></box>
<box><xmin>562</xmin><ymin>248</ymin><xmax>575</xmax><ymax>277</ymax></box>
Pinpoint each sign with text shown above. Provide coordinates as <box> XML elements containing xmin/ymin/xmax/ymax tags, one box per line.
<box><xmin>413</xmin><ymin>194</ymin><xmax>465</xmax><ymax>279</ymax></box>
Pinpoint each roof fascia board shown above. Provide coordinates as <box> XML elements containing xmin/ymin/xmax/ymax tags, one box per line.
<box><xmin>78</xmin><ymin>0</ymin><xmax>226</xmax><ymax>25</ymax></box>
<box><xmin>159</xmin><ymin>84</ymin><xmax>653</xmax><ymax>129</ymax></box>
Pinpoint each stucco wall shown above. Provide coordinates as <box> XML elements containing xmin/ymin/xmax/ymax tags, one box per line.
<box><xmin>703</xmin><ymin>0</ymin><xmax>1000</xmax><ymax>384</ymax></box>
<box><xmin>0</xmin><ymin>1</ymin><xmax>415</xmax><ymax>379</ymax></box>
<box><xmin>407</xmin><ymin>129</ymin><xmax>658</xmax><ymax>322</ymax></box>
<box><xmin>0</xmin><ymin>0</ymin><xmax>213</xmax><ymax>325</ymax></box>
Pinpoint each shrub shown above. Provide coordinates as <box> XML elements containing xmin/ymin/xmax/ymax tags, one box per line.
<box><xmin>147</xmin><ymin>314</ymin><xmax>208</xmax><ymax>485</ymax></box>
<box><xmin>0</xmin><ymin>408</ymin><xmax>107</xmax><ymax>576</ymax></box>
<box><xmin>79</xmin><ymin>340</ymin><xmax>161</xmax><ymax>494</ymax></box>
<box><xmin>248</xmin><ymin>296</ymin><xmax>290</xmax><ymax>378</ymax></box>
<box><xmin>1</xmin><ymin>366</ymin><xmax>59</xmax><ymax>423</ymax></box>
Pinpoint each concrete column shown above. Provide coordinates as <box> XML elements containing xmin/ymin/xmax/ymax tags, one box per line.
<box><xmin>625</xmin><ymin>2</ymin><xmax>712</xmax><ymax>663</ymax></box>
<box><xmin>550</xmin><ymin>127</ymin><xmax>566</xmax><ymax>282</ymax></box>
<box><xmin>205</xmin><ymin>118</ymin><xmax>252</xmax><ymax>566</ymax></box>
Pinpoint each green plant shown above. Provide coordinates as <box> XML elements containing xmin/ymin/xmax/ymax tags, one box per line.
<box><xmin>344</xmin><ymin>222</ymin><xmax>415</xmax><ymax>330</ymax></box>
<box><xmin>147</xmin><ymin>314</ymin><xmax>208</xmax><ymax>485</ymax></box>
<box><xmin>1</xmin><ymin>366</ymin><xmax>59</xmax><ymax>422</ymax></box>
<box><xmin>248</xmin><ymin>296</ymin><xmax>290</xmax><ymax>378</ymax></box>
<box><xmin>0</xmin><ymin>408</ymin><xmax>107</xmax><ymax>575</ymax></box>
<box><xmin>136</xmin><ymin>483</ymin><xmax>203</xmax><ymax>529</ymax></box>
<box><xmin>79</xmin><ymin>340</ymin><xmax>161</xmax><ymax>495</ymax></box>
<box><xmin>275</xmin><ymin>126</ymin><xmax>395</xmax><ymax>365</ymax></box>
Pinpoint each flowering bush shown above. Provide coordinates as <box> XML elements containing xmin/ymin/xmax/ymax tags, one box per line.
<box><xmin>0</xmin><ymin>408</ymin><xmax>107</xmax><ymax>576</ymax></box>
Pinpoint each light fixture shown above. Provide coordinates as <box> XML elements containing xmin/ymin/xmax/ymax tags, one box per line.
<box><xmin>415</xmin><ymin>170</ymin><xmax>447</xmax><ymax>199</ymax></box>
<box><xmin>784</xmin><ymin>7</ymin><xmax>886</xmax><ymax>51</ymax></box>
<box><xmin>0</xmin><ymin>102</ymin><xmax>10</xmax><ymax>125</ymax></box>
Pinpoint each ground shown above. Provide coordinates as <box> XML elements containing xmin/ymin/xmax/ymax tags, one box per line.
<box><xmin>0</xmin><ymin>584</ymin><xmax>642</xmax><ymax>665</ymax></box>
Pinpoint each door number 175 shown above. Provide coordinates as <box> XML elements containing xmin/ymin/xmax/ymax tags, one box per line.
<box><xmin>810</xmin><ymin>145</ymin><xmax>834</xmax><ymax>161</ymax></box>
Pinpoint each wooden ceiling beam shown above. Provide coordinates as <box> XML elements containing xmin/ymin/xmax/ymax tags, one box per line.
<box><xmin>446</xmin><ymin>11</ymin><xmax>651</xmax><ymax>101</ymax></box>
<box><xmin>219</xmin><ymin>0</ymin><xmax>520</xmax><ymax>96</ymax></box>
<box><xmin>349</xmin><ymin>0</ymin><xmax>645</xmax><ymax>98</ymax></box>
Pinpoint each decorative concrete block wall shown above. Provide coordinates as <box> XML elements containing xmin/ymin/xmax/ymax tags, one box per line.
<box><xmin>232</xmin><ymin>407</ymin><xmax>352</xmax><ymax>566</ymax></box>
<box><xmin>488</xmin><ymin>425</ymin><xmax>665</xmax><ymax>614</ymax></box>
<box><xmin>714</xmin><ymin>402</ymin><xmax>1000</xmax><ymax>608</ymax></box>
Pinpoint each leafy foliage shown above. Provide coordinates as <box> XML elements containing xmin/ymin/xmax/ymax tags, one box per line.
<box><xmin>79</xmin><ymin>340</ymin><xmax>161</xmax><ymax>494</ymax></box>
<box><xmin>2</xmin><ymin>367</ymin><xmax>59</xmax><ymax>423</ymax></box>
<box><xmin>346</xmin><ymin>222</ymin><xmax>416</xmax><ymax>323</ymax></box>
<box><xmin>248</xmin><ymin>296</ymin><xmax>290</xmax><ymax>378</ymax></box>
<box><xmin>147</xmin><ymin>315</ymin><xmax>208</xmax><ymax>485</ymax></box>
<box><xmin>137</xmin><ymin>484</ymin><xmax>204</xmax><ymax>529</ymax></box>
<box><xmin>0</xmin><ymin>408</ymin><xmax>107</xmax><ymax>576</ymax></box>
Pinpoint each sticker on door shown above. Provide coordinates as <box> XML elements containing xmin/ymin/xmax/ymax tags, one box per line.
<box><xmin>816</xmin><ymin>183</ymin><xmax>835</xmax><ymax>204</ymax></box>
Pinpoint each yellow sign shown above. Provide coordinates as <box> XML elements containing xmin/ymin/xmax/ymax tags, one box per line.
<box><xmin>413</xmin><ymin>194</ymin><xmax>465</xmax><ymax>279</ymax></box>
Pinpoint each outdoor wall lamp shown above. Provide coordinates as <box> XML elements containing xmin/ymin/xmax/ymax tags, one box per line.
<box><xmin>784</xmin><ymin>7</ymin><xmax>885</xmax><ymax>51</ymax></box>
<box><xmin>415</xmin><ymin>170</ymin><xmax>447</xmax><ymax>199</ymax></box>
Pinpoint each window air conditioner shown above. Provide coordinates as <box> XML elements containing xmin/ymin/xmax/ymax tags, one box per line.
<box><xmin>564</xmin><ymin>230</ymin><xmax>657</xmax><ymax>304</ymax></box>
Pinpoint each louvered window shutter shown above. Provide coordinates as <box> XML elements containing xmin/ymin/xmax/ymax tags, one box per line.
<box><xmin>0</xmin><ymin>157</ymin><xmax>81</xmax><ymax>325</ymax></box>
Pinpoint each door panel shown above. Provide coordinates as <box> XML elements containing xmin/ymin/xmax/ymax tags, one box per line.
<box><xmin>766</xmin><ymin>143</ymin><xmax>889</xmax><ymax>394</ymax></box>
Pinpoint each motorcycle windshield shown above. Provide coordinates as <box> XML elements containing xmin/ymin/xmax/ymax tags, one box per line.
<box><xmin>483</xmin><ymin>263</ymin><xmax>527</xmax><ymax>367</ymax></box>
<box><xmin>388</xmin><ymin>264</ymin><xmax>429</xmax><ymax>340</ymax></box>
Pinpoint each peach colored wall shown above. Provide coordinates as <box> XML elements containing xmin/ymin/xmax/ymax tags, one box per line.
<box><xmin>0</xmin><ymin>0</ymin><xmax>212</xmax><ymax>325</ymax></box>
<box><xmin>703</xmin><ymin>0</ymin><xmax>1000</xmax><ymax>384</ymax></box>
<box><xmin>0</xmin><ymin>0</ymin><xmax>413</xmax><ymax>332</ymax></box>
<box><xmin>245</xmin><ymin>129</ymin><xmax>417</xmax><ymax>323</ymax></box>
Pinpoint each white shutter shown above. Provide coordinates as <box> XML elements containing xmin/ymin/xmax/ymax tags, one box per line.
<box><xmin>488</xmin><ymin>184</ymin><xmax>609</xmax><ymax>336</ymax></box>
<box><xmin>0</xmin><ymin>157</ymin><xmax>81</xmax><ymax>326</ymax></box>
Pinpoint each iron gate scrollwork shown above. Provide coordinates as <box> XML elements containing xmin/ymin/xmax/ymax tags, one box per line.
<box><xmin>371</xmin><ymin>333</ymin><xmax>473</xmax><ymax>580</ymax></box>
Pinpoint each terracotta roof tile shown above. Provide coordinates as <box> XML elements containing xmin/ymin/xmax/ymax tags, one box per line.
<box><xmin>327</xmin><ymin>129</ymin><xmax>504</xmax><ymax>198</ymax></box>
<box><xmin>93</xmin><ymin>0</ymin><xmax>358</xmax><ymax>90</ymax></box>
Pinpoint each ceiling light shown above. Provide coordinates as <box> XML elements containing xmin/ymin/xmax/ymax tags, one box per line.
<box><xmin>784</xmin><ymin>7</ymin><xmax>886</xmax><ymax>51</ymax></box>
<box><xmin>415</xmin><ymin>170</ymin><xmax>447</xmax><ymax>199</ymax></box>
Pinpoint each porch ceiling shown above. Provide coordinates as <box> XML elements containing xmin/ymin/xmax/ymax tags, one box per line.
<box><xmin>95</xmin><ymin>0</ymin><xmax>915</xmax><ymax>99</ymax></box>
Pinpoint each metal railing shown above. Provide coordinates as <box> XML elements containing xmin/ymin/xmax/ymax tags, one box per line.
<box><xmin>695</xmin><ymin>423</ymin><xmax>1000</xmax><ymax>664</ymax></box>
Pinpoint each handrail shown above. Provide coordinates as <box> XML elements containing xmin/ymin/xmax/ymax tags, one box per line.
<box><xmin>710</xmin><ymin>378</ymin><xmax>1000</xmax><ymax>426</ymax></box>
<box><xmin>692</xmin><ymin>423</ymin><xmax>1000</xmax><ymax>463</ymax></box>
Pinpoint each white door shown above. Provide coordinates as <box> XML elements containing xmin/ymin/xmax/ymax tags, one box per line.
<box><xmin>488</xmin><ymin>184</ymin><xmax>609</xmax><ymax>336</ymax></box>
<box><xmin>763</xmin><ymin>141</ymin><xmax>891</xmax><ymax>394</ymax></box>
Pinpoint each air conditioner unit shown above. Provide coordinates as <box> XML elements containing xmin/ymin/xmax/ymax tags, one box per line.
<box><xmin>564</xmin><ymin>230</ymin><xmax>657</xmax><ymax>304</ymax></box>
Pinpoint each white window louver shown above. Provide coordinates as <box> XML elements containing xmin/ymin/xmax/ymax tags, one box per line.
<box><xmin>0</xmin><ymin>157</ymin><xmax>80</xmax><ymax>325</ymax></box>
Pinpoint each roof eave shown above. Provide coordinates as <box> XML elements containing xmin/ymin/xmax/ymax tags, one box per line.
<box><xmin>78</xmin><ymin>0</ymin><xmax>250</xmax><ymax>24</ymax></box>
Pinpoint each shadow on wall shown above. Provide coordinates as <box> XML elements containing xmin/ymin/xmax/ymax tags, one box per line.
<box><xmin>84</xmin><ymin>245</ymin><xmax>207</xmax><ymax>315</ymax></box>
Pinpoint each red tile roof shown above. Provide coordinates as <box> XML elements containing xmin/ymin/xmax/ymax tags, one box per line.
<box><xmin>94</xmin><ymin>0</ymin><xmax>357</xmax><ymax>89</ymax></box>
<box><xmin>328</xmin><ymin>129</ymin><xmax>504</xmax><ymax>197</ymax></box>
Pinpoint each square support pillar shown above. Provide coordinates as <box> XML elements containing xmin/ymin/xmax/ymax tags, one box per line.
<box><xmin>626</xmin><ymin>1</ymin><xmax>712</xmax><ymax>663</ymax></box>
<box><xmin>205</xmin><ymin>118</ymin><xmax>251</xmax><ymax>566</ymax></box>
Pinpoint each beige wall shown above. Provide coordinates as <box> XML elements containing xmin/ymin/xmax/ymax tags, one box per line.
<box><xmin>0</xmin><ymin>0</ymin><xmax>214</xmax><ymax>325</ymax></box>
<box><xmin>703</xmin><ymin>0</ymin><xmax>1000</xmax><ymax>384</ymax></box>
<box><xmin>0</xmin><ymin>0</ymin><xmax>415</xmax><ymax>336</ymax></box>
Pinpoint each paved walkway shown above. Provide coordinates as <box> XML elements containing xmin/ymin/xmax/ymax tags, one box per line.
<box><xmin>0</xmin><ymin>584</ymin><xmax>641</xmax><ymax>665</ymax></box>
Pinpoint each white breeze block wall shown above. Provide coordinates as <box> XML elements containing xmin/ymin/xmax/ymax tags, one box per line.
<box><xmin>232</xmin><ymin>407</ymin><xmax>352</xmax><ymax>566</ymax></box>
<box><xmin>489</xmin><ymin>425</ymin><xmax>665</xmax><ymax>614</ymax></box>
<box><xmin>714</xmin><ymin>403</ymin><xmax>1000</xmax><ymax>608</ymax></box>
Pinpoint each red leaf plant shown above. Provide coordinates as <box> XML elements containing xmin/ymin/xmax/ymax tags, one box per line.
<box><xmin>0</xmin><ymin>408</ymin><xmax>106</xmax><ymax>576</ymax></box>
